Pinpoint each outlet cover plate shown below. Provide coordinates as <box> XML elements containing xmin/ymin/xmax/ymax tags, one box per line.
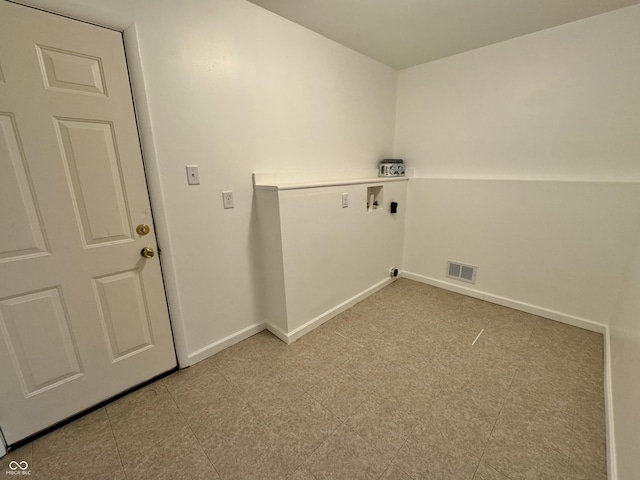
<box><xmin>222</xmin><ymin>191</ymin><xmax>234</xmax><ymax>209</ymax></box>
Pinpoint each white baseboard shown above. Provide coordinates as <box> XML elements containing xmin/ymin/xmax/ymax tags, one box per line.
<box><xmin>266</xmin><ymin>276</ymin><xmax>396</xmax><ymax>344</ymax></box>
<box><xmin>402</xmin><ymin>271</ymin><xmax>606</xmax><ymax>334</ymax></box>
<box><xmin>603</xmin><ymin>327</ymin><xmax>617</xmax><ymax>480</ymax></box>
<box><xmin>265</xmin><ymin>322</ymin><xmax>290</xmax><ymax>344</ymax></box>
<box><xmin>186</xmin><ymin>321</ymin><xmax>266</xmax><ymax>366</ymax></box>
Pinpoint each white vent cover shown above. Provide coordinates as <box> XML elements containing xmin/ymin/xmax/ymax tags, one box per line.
<box><xmin>446</xmin><ymin>260</ymin><xmax>477</xmax><ymax>284</ymax></box>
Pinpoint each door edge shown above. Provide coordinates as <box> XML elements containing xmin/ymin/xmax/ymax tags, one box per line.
<box><xmin>122</xmin><ymin>23</ymin><xmax>190</xmax><ymax>368</ymax></box>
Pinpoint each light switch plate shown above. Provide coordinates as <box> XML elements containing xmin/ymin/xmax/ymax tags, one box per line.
<box><xmin>186</xmin><ymin>165</ymin><xmax>200</xmax><ymax>185</ymax></box>
<box><xmin>342</xmin><ymin>193</ymin><xmax>349</xmax><ymax>208</ymax></box>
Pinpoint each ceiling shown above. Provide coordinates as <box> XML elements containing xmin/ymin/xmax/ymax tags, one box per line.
<box><xmin>247</xmin><ymin>0</ymin><xmax>639</xmax><ymax>69</ymax></box>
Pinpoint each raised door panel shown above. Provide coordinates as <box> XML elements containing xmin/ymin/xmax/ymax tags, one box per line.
<box><xmin>36</xmin><ymin>45</ymin><xmax>106</xmax><ymax>96</ymax></box>
<box><xmin>55</xmin><ymin>118</ymin><xmax>133</xmax><ymax>246</ymax></box>
<box><xmin>0</xmin><ymin>287</ymin><xmax>83</xmax><ymax>396</ymax></box>
<box><xmin>93</xmin><ymin>270</ymin><xmax>154</xmax><ymax>362</ymax></box>
<box><xmin>0</xmin><ymin>114</ymin><xmax>48</xmax><ymax>262</ymax></box>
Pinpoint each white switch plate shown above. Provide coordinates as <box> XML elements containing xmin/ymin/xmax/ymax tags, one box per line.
<box><xmin>186</xmin><ymin>165</ymin><xmax>200</xmax><ymax>185</ymax></box>
<box><xmin>342</xmin><ymin>193</ymin><xmax>349</xmax><ymax>208</ymax></box>
<box><xmin>222</xmin><ymin>191</ymin><xmax>234</xmax><ymax>209</ymax></box>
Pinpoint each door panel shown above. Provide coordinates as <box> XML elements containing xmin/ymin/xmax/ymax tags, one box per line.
<box><xmin>55</xmin><ymin>118</ymin><xmax>133</xmax><ymax>245</ymax></box>
<box><xmin>0</xmin><ymin>287</ymin><xmax>82</xmax><ymax>396</ymax></box>
<box><xmin>0</xmin><ymin>114</ymin><xmax>48</xmax><ymax>261</ymax></box>
<box><xmin>36</xmin><ymin>45</ymin><xmax>107</xmax><ymax>96</ymax></box>
<box><xmin>0</xmin><ymin>1</ymin><xmax>176</xmax><ymax>444</ymax></box>
<box><xmin>93</xmin><ymin>270</ymin><xmax>154</xmax><ymax>362</ymax></box>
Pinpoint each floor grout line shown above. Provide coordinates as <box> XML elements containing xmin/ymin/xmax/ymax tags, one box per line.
<box><xmin>103</xmin><ymin>406</ymin><xmax>128</xmax><ymax>479</ymax></box>
<box><xmin>471</xmin><ymin>361</ymin><xmax>520</xmax><ymax>480</ymax></box>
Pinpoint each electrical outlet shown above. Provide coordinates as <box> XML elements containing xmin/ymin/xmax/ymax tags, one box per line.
<box><xmin>222</xmin><ymin>191</ymin><xmax>234</xmax><ymax>209</ymax></box>
<box><xmin>185</xmin><ymin>165</ymin><xmax>200</xmax><ymax>185</ymax></box>
<box><xmin>342</xmin><ymin>193</ymin><xmax>349</xmax><ymax>208</ymax></box>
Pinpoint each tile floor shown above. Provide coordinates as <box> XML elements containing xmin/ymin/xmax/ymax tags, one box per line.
<box><xmin>2</xmin><ymin>278</ymin><xmax>607</xmax><ymax>479</ymax></box>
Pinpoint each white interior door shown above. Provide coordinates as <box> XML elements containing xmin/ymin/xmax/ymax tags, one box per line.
<box><xmin>0</xmin><ymin>1</ymin><xmax>176</xmax><ymax>444</ymax></box>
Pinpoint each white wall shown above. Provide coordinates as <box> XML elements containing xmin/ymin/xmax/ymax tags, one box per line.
<box><xmin>403</xmin><ymin>179</ymin><xmax>640</xmax><ymax>326</ymax></box>
<box><xmin>396</xmin><ymin>5</ymin><xmax>640</xmax><ymax>327</ymax></box>
<box><xmin>395</xmin><ymin>5</ymin><xmax>640</xmax><ymax>181</ymax></box>
<box><xmin>257</xmin><ymin>179</ymin><xmax>407</xmax><ymax>341</ymax></box>
<box><xmin>20</xmin><ymin>0</ymin><xmax>398</xmax><ymax>364</ymax></box>
<box><xmin>610</xmin><ymin>233</ymin><xmax>640</xmax><ymax>478</ymax></box>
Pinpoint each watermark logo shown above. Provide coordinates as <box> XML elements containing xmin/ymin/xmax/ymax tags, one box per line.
<box><xmin>5</xmin><ymin>461</ymin><xmax>31</xmax><ymax>476</ymax></box>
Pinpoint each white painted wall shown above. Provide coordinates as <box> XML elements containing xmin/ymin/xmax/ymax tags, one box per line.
<box><xmin>397</xmin><ymin>6</ymin><xmax>640</xmax><ymax>328</ymax></box>
<box><xmin>256</xmin><ymin>179</ymin><xmax>407</xmax><ymax>341</ymax></box>
<box><xmin>403</xmin><ymin>179</ymin><xmax>640</xmax><ymax>326</ymax></box>
<box><xmin>395</xmin><ymin>5</ymin><xmax>640</xmax><ymax>181</ymax></box>
<box><xmin>19</xmin><ymin>0</ymin><xmax>398</xmax><ymax>364</ymax></box>
<box><xmin>610</xmin><ymin>232</ymin><xmax>640</xmax><ymax>478</ymax></box>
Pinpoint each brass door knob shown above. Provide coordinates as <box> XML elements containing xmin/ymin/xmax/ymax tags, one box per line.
<box><xmin>140</xmin><ymin>246</ymin><xmax>155</xmax><ymax>258</ymax></box>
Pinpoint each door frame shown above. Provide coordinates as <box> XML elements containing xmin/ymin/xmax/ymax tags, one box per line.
<box><xmin>121</xmin><ymin>24</ymin><xmax>189</xmax><ymax>368</ymax></box>
<box><xmin>5</xmin><ymin>2</ymin><xmax>190</xmax><ymax>367</ymax></box>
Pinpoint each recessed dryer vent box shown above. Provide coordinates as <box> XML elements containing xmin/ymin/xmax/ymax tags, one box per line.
<box><xmin>367</xmin><ymin>186</ymin><xmax>383</xmax><ymax>212</ymax></box>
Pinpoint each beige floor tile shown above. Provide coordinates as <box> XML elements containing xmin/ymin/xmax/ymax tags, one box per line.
<box><xmin>473</xmin><ymin>315</ymin><xmax>535</xmax><ymax>354</ymax></box>
<box><xmin>568</xmin><ymin>428</ymin><xmax>607</xmax><ymax>480</ymax></box>
<box><xmin>372</xmin><ymin>375</ymin><xmax>440</xmax><ymax>420</ymax></box>
<box><xmin>408</xmin><ymin>400</ymin><xmax>494</xmax><ymax>460</ymax></box>
<box><xmin>434</xmin><ymin>379</ymin><xmax>507</xmax><ymax>435</ymax></box>
<box><xmin>267</xmin><ymin>393</ymin><xmax>341</xmax><ymax>472</ymax></box>
<box><xmin>381</xmin><ymin>463</ymin><xmax>413</xmax><ymax>479</ymax></box>
<box><xmin>504</xmin><ymin>376</ymin><xmax>576</xmax><ymax>456</ymax></box>
<box><xmin>304</xmin><ymin>423</ymin><xmax>390</xmax><ymax>480</ymax></box>
<box><xmin>573</xmin><ymin>396</ymin><xmax>606</xmax><ymax>443</ymax></box>
<box><xmin>349</xmin><ymin>292</ymin><xmax>416</xmax><ymax>322</ymax></box>
<box><xmin>510</xmin><ymin>359</ymin><xmax>579</xmax><ymax>400</ymax></box>
<box><xmin>213</xmin><ymin>330</ymin><xmax>288</xmax><ymax>364</ymax></box>
<box><xmin>124</xmin><ymin>428</ymin><xmax>220</xmax><ymax>480</ymax></box>
<box><xmin>280</xmin><ymin>360</ymin><xmax>338</xmax><ymax>392</ymax></box>
<box><xmin>208</xmin><ymin>415</ymin><xmax>289</xmax><ymax>480</ymax></box>
<box><xmin>162</xmin><ymin>357</ymin><xmax>226</xmax><ymax>393</ymax></box>
<box><xmin>163</xmin><ymin>363</ymin><xmax>238</xmax><ymax>418</ymax></box>
<box><xmin>306</xmin><ymin>368</ymin><xmax>372</xmax><ymax>421</ymax></box>
<box><xmin>285</xmin><ymin>328</ymin><xmax>362</xmax><ymax>369</ymax></box>
<box><xmin>183</xmin><ymin>392</ymin><xmax>261</xmax><ymax>463</ymax></box>
<box><xmin>526</xmin><ymin>322</ymin><xmax>587</xmax><ymax>366</ymax></box>
<box><xmin>212</xmin><ymin>348</ymin><xmax>281</xmax><ymax>392</ymax></box>
<box><xmin>211</xmin><ymin>331</ymin><xmax>289</xmax><ymax>391</ymax></box>
<box><xmin>453</xmin><ymin>346</ymin><xmax>520</xmax><ymax>391</ymax></box>
<box><xmin>106</xmin><ymin>382</ymin><xmax>188</xmax><ymax>470</ymax></box>
<box><xmin>165</xmin><ymin>363</ymin><xmax>253</xmax><ymax>448</ymax></box>
<box><xmin>576</xmin><ymin>366</ymin><xmax>605</xmax><ymax>399</ymax></box>
<box><xmin>337</xmin><ymin>345</ymin><xmax>399</xmax><ymax>390</ymax></box>
<box><xmin>240</xmin><ymin>372</ymin><xmax>306</xmax><ymax>420</ymax></box>
<box><xmin>483</xmin><ymin>421</ymin><xmax>570</xmax><ymax>479</ymax></box>
<box><xmin>32</xmin><ymin>408</ymin><xmax>124</xmax><ymax>480</ymax></box>
<box><xmin>495</xmin><ymin>399</ymin><xmax>574</xmax><ymax>456</ymax></box>
<box><xmin>472</xmin><ymin>461</ymin><xmax>511</xmax><ymax>480</ymax></box>
<box><xmin>331</xmin><ymin>309</ymin><xmax>389</xmax><ymax>347</ymax></box>
<box><xmin>393</xmin><ymin>434</ymin><xmax>480</xmax><ymax>480</ymax></box>
<box><xmin>346</xmin><ymin>394</ymin><xmax>421</xmax><ymax>460</ymax></box>
<box><xmin>288</xmin><ymin>467</ymin><xmax>318</xmax><ymax>479</ymax></box>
